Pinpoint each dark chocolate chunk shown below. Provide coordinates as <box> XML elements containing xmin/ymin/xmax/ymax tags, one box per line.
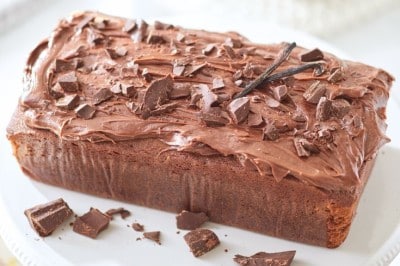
<box><xmin>126</xmin><ymin>101</ymin><xmax>139</xmax><ymax>113</ymax></box>
<box><xmin>170</xmin><ymin>83</ymin><xmax>191</xmax><ymax>99</ymax></box>
<box><xmin>58</xmin><ymin>72</ymin><xmax>79</xmax><ymax>92</ymax></box>
<box><xmin>55</xmin><ymin>59</ymin><xmax>78</xmax><ymax>73</ymax></box>
<box><xmin>132</xmin><ymin>223</ymin><xmax>144</xmax><ymax>232</ymax></box>
<box><xmin>316</xmin><ymin>97</ymin><xmax>332</xmax><ymax>121</ymax></box>
<box><xmin>300</xmin><ymin>48</ymin><xmax>324</xmax><ymax>62</ymax></box>
<box><xmin>75</xmin><ymin>104</ymin><xmax>96</xmax><ymax>119</ymax></box>
<box><xmin>291</xmin><ymin>110</ymin><xmax>307</xmax><ymax>122</ymax></box>
<box><xmin>105</xmin><ymin>208</ymin><xmax>131</xmax><ymax>219</ymax></box>
<box><xmin>93</xmin><ymin>88</ymin><xmax>113</xmax><ymax>105</ymax></box>
<box><xmin>55</xmin><ymin>94</ymin><xmax>80</xmax><ymax>110</ymax></box>
<box><xmin>142</xmin><ymin>75</ymin><xmax>173</xmax><ymax>112</ymax></box>
<box><xmin>212</xmin><ymin>77</ymin><xmax>225</xmax><ymax>90</ymax></box>
<box><xmin>143</xmin><ymin>231</ymin><xmax>161</xmax><ymax>244</ymax></box>
<box><xmin>73</xmin><ymin>208</ymin><xmax>111</xmax><ymax>239</ymax></box>
<box><xmin>223</xmin><ymin>44</ymin><xmax>236</xmax><ymax>59</ymax></box>
<box><xmin>173</xmin><ymin>64</ymin><xmax>185</xmax><ymax>76</ymax></box>
<box><xmin>303</xmin><ymin>81</ymin><xmax>326</xmax><ymax>104</ymax></box>
<box><xmin>201</xmin><ymin>107</ymin><xmax>229</xmax><ymax>127</ymax></box>
<box><xmin>202</xmin><ymin>44</ymin><xmax>215</xmax><ymax>55</ymax></box>
<box><xmin>234</xmin><ymin>250</ymin><xmax>296</xmax><ymax>266</ymax></box>
<box><xmin>50</xmin><ymin>83</ymin><xmax>65</xmax><ymax>99</ymax></box>
<box><xmin>142</xmin><ymin>68</ymin><xmax>152</xmax><ymax>82</ymax></box>
<box><xmin>147</xmin><ymin>31</ymin><xmax>166</xmax><ymax>44</ymax></box>
<box><xmin>121</xmin><ymin>83</ymin><xmax>136</xmax><ymax>97</ymax></box>
<box><xmin>327</xmin><ymin>68</ymin><xmax>344</xmax><ymax>83</ymax></box>
<box><xmin>176</xmin><ymin>210</ymin><xmax>209</xmax><ymax>230</ymax></box>
<box><xmin>184</xmin><ymin>63</ymin><xmax>207</xmax><ymax>77</ymax></box>
<box><xmin>224</xmin><ymin>37</ymin><xmax>242</xmax><ymax>48</ymax></box>
<box><xmin>198</xmin><ymin>84</ymin><xmax>219</xmax><ymax>111</ymax></box>
<box><xmin>176</xmin><ymin>32</ymin><xmax>185</xmax><ymax>42</ymax></box>
<box><xmin>263</xmin><ymin>123</ymin><xmax>279</xmax><ymax>141</ymax></box>
<box><xmin>331</xmin><ymin>99</ymin><xmax>350</xmax><ymax>118</ymax></box>
<box><xmin>106</xmin><ymin>48</ymin><xmax>126</xmax><ymax>59</ymax></box>
<box><xmin>184</xmin><ymin>228</ymin><xmax>220</xmax><ymax>257</ymax></box>
<box><xmin>294</xmin><ymin>138</ymin><xmax>319</xmax><ymax>157</ymax></box>
<box><xmin>123</xmin><ymin>19</ymin><xmax>136</xmax><ymax>33</ymax></box>
<box><xmin>24</xmin><ymin>198</ymin><xmax>73</xmax><ymax>237</ymax></box>
<box><xmin>132</xmin><ymin>19</ymin><xmax>148</xmax><ymax>43</ymax></box>
<box><xmin>272</xmin><ymin>85</ymin><xmax>288</xmax><ymax>102</ymax></box>
<box><xmin>247</xmin><ymin>113</ymin><xmax>264</xmax><ymax>127</ymax></box>
<box><xmin>227</xmin><ymin>97</ymin><xmax>250</xmax><ymax>124</ymax></box>
<box><xmin>120</xmin><ymin>63</ymin><xmax>139</xmax><ymax>78</ymax></box>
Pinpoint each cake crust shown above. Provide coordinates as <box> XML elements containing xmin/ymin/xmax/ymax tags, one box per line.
<box><xmin>7</xmin><ymin>11</ymin><xmax>393</xmax><ymax>247</ymax></box>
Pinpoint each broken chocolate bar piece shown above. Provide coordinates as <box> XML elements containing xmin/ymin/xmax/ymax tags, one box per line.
<box><xmin>93</xmin><ymin>88</ymin><xmax>113</xmax><ymax>105</ymax></box>
<box><xmin>24</xmin><ymin>198</ymin><xmax>73</xmax><ymax>237</ymax></box>
<box><xmin>176</xmin><ymin>210</ymin><xmax>209</xmax><ymax>230</ymax></box>
<box><xmin>300</xmin><ymin>48</ymin><xmax>324</xmax><ymax>62</ymax></box>
<box><xmin>55</xmin><ymin>94</ymin><xmax>80</xmax><ymax>110</ymax></box>
<box><xmin>143</xmin><ymin>231</ymin><xmax>161</xmax><ymax>244</ymax></box>
<box><xmin>227</xmin><ymin>97</ymin><xmax>250</xmax><ymax>124</ymax></box>
<box><xmin>105</xmin><ymin>207</ymin><xmax>131</xmax><ymax>219</ymax></box>
<box><xmin>75</xmin><ymin>103</ymin><xmax>96</xmax><ymax>119</ymax></box>
<box><xmin>234</xmin><ymin>250</ymin><xmax>296</xmax><ymax>266</ymax></box>
<box><xmin>184</xmin><ymin>228</ymin><xmax>220</xmax><ymax>257</ymax></box>
<box><xmin>57</xmin><ymin>72</ymin><xmax>79</xmax><ymax>92</ymax></box>
<box><xmin>132</xmin><ymin>223</ymin><xmax>144</xmax><ymax>232</ymax></box>
<box><xmin>73</xmin><ymin>208</ymin><xmax>111</xmax><ymax>239</ymax></box>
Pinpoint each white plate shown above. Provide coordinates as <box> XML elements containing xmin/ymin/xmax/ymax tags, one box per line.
<box><xmin>1</xmin><ymin>13</ymin><xmax>400</xmax><ymax>266</ymax></box>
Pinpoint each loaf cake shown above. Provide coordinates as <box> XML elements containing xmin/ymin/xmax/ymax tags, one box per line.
<box><xmin>7</xmin><ymin>11</ymin><xmax>393</xmax><ymax>248</ymax></box>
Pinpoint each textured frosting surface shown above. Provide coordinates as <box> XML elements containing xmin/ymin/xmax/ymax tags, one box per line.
<box><xmin>20</xmin><ymin>11</ymin><xmax>393</xmax><ymax>192</ymax></box>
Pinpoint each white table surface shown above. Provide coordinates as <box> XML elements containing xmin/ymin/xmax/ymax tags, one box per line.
<box><xmin>0</xmin><ymin>1</ymin><xmax>399</xmax><ymax>265</ymax></box>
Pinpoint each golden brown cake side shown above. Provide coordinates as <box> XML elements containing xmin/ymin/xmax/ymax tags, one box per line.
<box><xmin>7</xmin><ymin>11</ymin><xmax>394</xmax><ymax>247</ymax></box>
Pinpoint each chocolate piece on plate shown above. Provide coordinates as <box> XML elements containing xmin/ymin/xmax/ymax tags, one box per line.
<box><xmin>233</xmin><ymin>250</ymin><xmax>296</xmax><ymax>266</ymax></box>
<box><xmin>184</xmin><ymin>228</ymin><xmax>220</xmax><ymax>257</ymax></box>
<box><xmin>73</xmin><ymin>208</ymin><xmax>111</xmax><ymax>239</ymax></box>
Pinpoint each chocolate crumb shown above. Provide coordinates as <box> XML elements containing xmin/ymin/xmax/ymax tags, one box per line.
<box><xmin>132</xmin><ymin>223</ymin><xmax>144</xmax><ymax>232</ymax></box>
<box><xmin>136</xmin><ymin>237</ymin><xmax>142</xmax><ymax>241</ymax></box>
<box><xmin>176</xmin><ymin>210</ymin><xmax>209</xmax><ymax>230</ymax></box>
<box><xmin>105</xmin><ymin>208</ymin><xmax>131</xmax><ymax>219</ymax></box>
<box><xmin>143</xmin><ymin>231</ymin><xmax>161</xmax><ymax>244</ymax></box>
<box><xmin>177</xmin><ymin>231</ymin><xmax>181</xmax><ymax>234</ymax></box>
<box><xmin>227</xmin><ymin>97</ymin><xmax>250</xmax><ymax>124</ymax></box>
<box><xmin>300</xmin><ymin>48</ymin><xmax>324</xmax><ymax>62</ymax></box>
<box><xmin>93</xmin><ymin>88</ymin><xmax>113</xmax><ymax>105</ymax></box>
<box><xmin>303</xmin><ymin>81</ymin><xmax>326</xmax><ymax>104</ymax></box>
<box><xmin>234</xmin><ymin>250</ymin><xmax>296</xmax><ymax>266</ymax></box>
<box><xmin>57</xmin><ymin>72</ymin><xmax>79</xmax><ymax>92</ymax></box>
<box><xmin>24</xmin><ymin>198</ymin><xmax>73</xmax><ymax>237</ymax></box>
<box><xmin>75</xmin><ymin>104</ymin><xmax>96</xmax><ymax>119</ymax></box>
<box><xmin>212</xmin><ymin>77</ymin><xmax>225</xmax><ymax>90</ymax></box>
<box><xmin>73</xmin><ymin>208</ymin><xmax>110</xmax><ymax>239</ymax></box>
<box><xmin>184</xmin><ymin>228</ymin><xmax>220</xmax><ymax>257</ymax></box>
<box><xmin>225</xmin><ymin>249</ymin><xmax>228</xmax><ymax>253</ymax></box>
<box><xmin>55</xmin><ymin>94</ymin><xmax>80</xmax><ymax>110</ymax></box>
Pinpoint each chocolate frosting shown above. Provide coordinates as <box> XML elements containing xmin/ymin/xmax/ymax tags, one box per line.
<box><xmin>20</xmin><ymin>11</ymin><xmax>393</xmax><ymax>192</ymax></box>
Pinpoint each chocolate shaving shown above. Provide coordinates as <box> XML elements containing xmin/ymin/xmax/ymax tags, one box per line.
<box><xmin>93</xmin><ymin>88</ymin><xmax>113</xmax><ymax>105</ymax></box>
<box><xmin>150</xmin><ymin>102</ymin><xmax>179</xmax><ymax>116</ymax></box>
<box><xmin>126</xmin><ymin>101</ymin><xmax>139</xmax><ymax>113</ymax></box>
<box><xmin>132</xmin><ymin>19</ymin><xmax>148</xmax><ymax>43</ymax></box>
<box><xmin>300</xmin><ymin>48</ymin><xmax>324</xmax><ymax>62</ymax></box>
<box><xmin>184</xmin><ymin>228</ymin><xmax>220</xmax><ymax>257</ymax></box>
<box><xmin>143</xmin><ymin>231</ymin><xmax>161</xmax><ymax>244</ymax></box>
<box><xmin>272</xmin><ymin>85</ymin><xmax>288</xmax><ymax>102</ymax></box>
<box><xmin>303</xmin><ymin>81</ymin><xmax>326</xmax><ymax>104</ymax></box>
<box><xmin>327</xmin><ymin>68</ymin><xmax>344</xmax><ymax>83</ymax></box>
<box><xmin>132</xmin><ymin>223</ymin><xmax>144</xmax><ymax>232</ymax></box>
<box><xmin>173</xmin><ymin>64</ymin><xmax>185</xmax><ymax>76</ymax></box>
<box><xmin>123</xmin><ymin>19</ymin><xmax>137</xmax><ymax>33</ymax></box>
<box><xmin>170</xmin><ymin>83</ymin><xmax>191</xmax><ymax>99</ymax></box>
<box><xmin>198</xmin><ymin>84</ymin><xmax>218</xmax><ymax>111</ymax></box>
<box><xmin>223</xmin><ymin>44</ymin><xmax>236</xmax><ymax>59</ymax></box>
<box><xmin>263</xmin><ymin>123</ymin><xmax>279</xmax><ymax>141</ymax></box>
<box><xmin>24</xmin><ymin>198</ymin><xmax>73</xmax><ymax>237</ymax></box>
<box><xmin>202</xmin><ymin>44</ymin><xmax>215</xmax><ymax>55</ymax></box>
<box><xmin>234</xmin><ymin>250</ymin><xmax>296</xmax><ymax>266</ymax></box>
<box><xmin>58</xmin><ymin>72</ymin><xmax>79</xmax><ymax>92</ymax></box>
<box><xmin>55</xmin><ymin>94</ymin><xmax>80</xmax><ymax>110</ymax></box>
<box><xmin>105</xmin><ymin>208</ymin><xmax>131</xmax><ymax>219</ymax></box>
<box><xmin>176</xmin><ymin>210</ymin><xmax>209</xmax><ymax>230</ymax></box>
<box><xmin>316</xmin><ymin>97</ymin><xmax>332</xmax><ymax>121</ymax></box>
<box><xmin>294</xmin><ymin>138</ymin><xmax>319</xmax><ymax>157</ymax></box>
<box><xmin>142</xmin><ymin>75</ymin><xmax>173</xmax><ymax>112</ymax></box>
<box><xmin>227</xmin><ymin>97</ymin><xmax>250</xmax><ymax>124</ymax></box>
<box><xmin>184</xmin><ymin>63</ymin><xmax>207</xmax><ymax>77</ymax></box>
<box><xmin>106</xmin><ymin>48</ymin><xmax>127</xmax><ymax>59</ymax></box>
<box><xmin>212</xmin><ymin>77</ymin><xmax>225</xmax><ymax>90</ymax></box>
<box><xmin>201</xmin><ymin>107</ymin><xmax>229</xmax><ymax>127</ymax></box>
<box><xmin>75</xmin><ymin>104</ymin><xmax>96</xmax><ymax>119</ymax></box>
<box><xmin>73</xmin><ymin>208</ymin><xmax>110</xmax><ymax>239</ymax></box>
